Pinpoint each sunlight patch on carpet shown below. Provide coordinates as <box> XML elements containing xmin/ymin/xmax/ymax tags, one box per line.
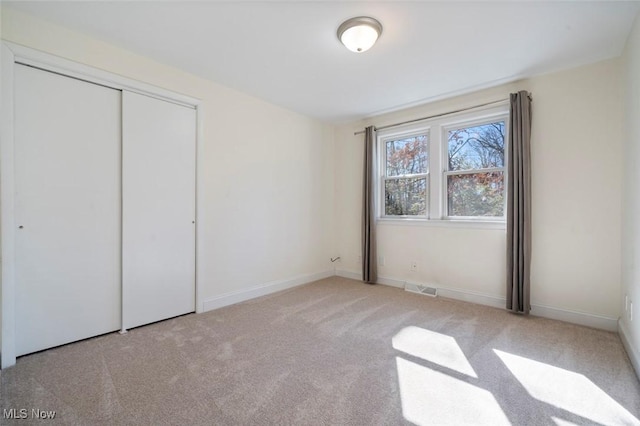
<box><xmin>551</xmin><ymin>416</ymin><xmax>582</xmax><ymax>426</ymax></box>
<box><xmin>396</xmin><ymin>357</ymin><xmax>509</xmax><ymax>426</ymax></box>
<box><xmin>494</xmin><ymin>349</ymin><xmax>640</xmax><ymax>426</ymax></box>
<box><xmin>392</xmin><ymin>326</ymin><xmax>477</xmax><ymax>378</ymax></box>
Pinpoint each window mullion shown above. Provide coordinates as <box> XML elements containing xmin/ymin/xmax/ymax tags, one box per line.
<box><xmin>384</xmin><ymin>174</ymin><xmax>428</xmax><ymax>181</ymax></box>
<box><xmin>444</xmin><ymin>166</ymin><xmax>504</xmax><ymax>175</ymax></box>
<box><xmin>429</xmin><ymin>126</ymin><xmax>442</xmax><ymax>220</ymax></box>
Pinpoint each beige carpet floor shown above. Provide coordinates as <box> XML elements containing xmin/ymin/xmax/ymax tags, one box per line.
<box><xmin>1</xmin><ymin>276</ymin><xmax>639</xmax><ymax>425</ymax></box>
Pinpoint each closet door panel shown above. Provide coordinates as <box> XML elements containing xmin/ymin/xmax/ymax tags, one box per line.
<box><xmin>14</xmin><ymin>64</ymin><xmax>122</xmax><ymax>356</ymax></box>
<box><xmin>122</xmin><ymin>91</ymin><xmax>196</xmax><ymax>329</ymax></box>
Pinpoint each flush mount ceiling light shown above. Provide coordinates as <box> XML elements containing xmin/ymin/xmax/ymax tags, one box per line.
<box><xmin>337</xmin><ymin>16</ymin><xmax>383</xmax><ymax>53</ymax></box>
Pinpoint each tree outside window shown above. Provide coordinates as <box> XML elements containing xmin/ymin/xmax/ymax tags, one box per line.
<box><xmin>446</xmin><ymin>122</ymin><xmax>505</xmax><ymax>217</ymax></box>
<box><xmin>377</xmin><ymin>106</ymin><xmax>508</xmax><ymax>223</ymax></box>
<box><xmin>384</xmin><ymin>135</ymin><xmax>428</xmax><ymax>216</ymax></box>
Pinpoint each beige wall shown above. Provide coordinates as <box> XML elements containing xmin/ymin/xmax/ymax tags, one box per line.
<box><xmin>621</xmin><ymin>13</ymin><xmax>640</xmax><ymax>370</ymax></box>
<box><xmin>1</xmin><ymin>8</ymin><xmax>336</xmax><ymax>304</ymax></box>
<box><xmin>335</xmin><ymin>58</ymin><xmax>623</xmax><ymax>320</ymax></box>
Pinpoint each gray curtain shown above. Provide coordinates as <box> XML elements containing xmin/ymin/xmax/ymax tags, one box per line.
<box><xmin>362</xmin><ymin>126</ymin><xmax>377</xmax><ymax>284</ymax></box>
<box><xmin>507</xmin><ymin>91</ymin><xmax>532</xmax><ymax>314</ymax></box>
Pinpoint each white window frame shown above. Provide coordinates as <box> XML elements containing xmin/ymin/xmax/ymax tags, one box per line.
<box><xmin>379</xmin><ymin>126</ymin><xmax>431</xmax><ymax>219</ymax></box>
<box><xmin>376</xmin><ymin>103</ymin><xmax>509</xmax><ymax>228</ymax></box>
<box><xmin>442</xmin><ymin>113</ymin><xmax>509</xmax><ymax>221</ymax></box>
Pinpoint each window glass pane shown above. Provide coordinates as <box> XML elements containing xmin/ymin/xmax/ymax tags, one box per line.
<box><xmin>448</xmin><ymin>122</ymin><xmax>505</xmax><ymax>171</ymax></box>
<box><xmin>386</xmin><ymin>135</ymin><xmax>428</xmax><ymax>177</ymax></box>
<box><xmin>447</xmin><ymin>172</ymin><xmax>504</xmax><ymax>217</ymax></box>
<box><xmin>385</xmin><ymin>178</ymin><xmax>427</xmax><ymax>216</ymax></box>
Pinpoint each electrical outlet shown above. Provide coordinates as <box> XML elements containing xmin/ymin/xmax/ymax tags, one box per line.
<box><xmin>357</xmin><ymin>254</ymin><xmax>362</xmax><ymax>265</ymax></box>
<box><xmin>410</xmin><ymin>261</ymin><xmax>418</xmax><ymax>272</ymax></box>
<box><xmin>379</xmin><ymin>256</ymin><xmax>385</xmax><ymax>266</ymax></box>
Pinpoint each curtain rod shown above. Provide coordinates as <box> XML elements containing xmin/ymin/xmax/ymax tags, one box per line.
<box><xmin>353</xmin><ymin>98</ymin><xmax>511</xmax><ymax>136</ymax></box>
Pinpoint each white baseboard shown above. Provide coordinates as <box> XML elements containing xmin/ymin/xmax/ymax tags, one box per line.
<box><xmin>436</xmin><ymin>287</ymin><xmax>506</xmax><ymax>309</ymax></box>
<box><xmin>201</xmin><ymin>270</ymin><xmax>334</xmax><ymax>312</ymax></box>
<box><xmin>618</xmin><ymin>319</ymin><xmax>640</xmax><ymax>379</ymax></box>
<box><xmin>334</xmin><ymin>269</ymin><xmax>618</xmax><ymax>331</ymax></box>
<box><xmin>529</xmin><ymin>303</ymin><xmax>618</xmax><ymax>332</ymax></box>
<box><xmin>335</xmin><ymin>269</ymin><xmax>361</xmax><ymax>282</ymax></box>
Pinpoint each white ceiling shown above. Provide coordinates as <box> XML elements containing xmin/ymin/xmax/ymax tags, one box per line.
<box><xmin>5</xmin><ymin>1</ymin><xmax>640</xmax><ymax>123</ymax></box>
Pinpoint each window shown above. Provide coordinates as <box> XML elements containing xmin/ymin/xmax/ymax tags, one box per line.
<box><xmin>445</xmin><ymin>121</ymin><xmax>506</xmax><ymax>218</ymax></box>
<box><xmin>377</xmin><ymin>105</ymin><xmax>508</xmax><ymax>224</ymax></box>
<box><xmin>383</xmin><ymin>134</ymin><xmax>428</xmax><ymax>216</ymax></box>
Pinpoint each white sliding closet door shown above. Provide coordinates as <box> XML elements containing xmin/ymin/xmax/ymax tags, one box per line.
<box><xmin>122</xmin><ymin>91</ymin><xmax>196</xmax><ymax>329</ymax></box>
<box><xmin>14</xmin><ymin>64</ymin><xmax>122</xmax><ymax>356</ymax></box>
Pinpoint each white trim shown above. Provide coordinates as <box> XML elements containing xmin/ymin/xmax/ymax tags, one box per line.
<box><xmin>618</xmin><ymin>319</ymin><xmax>640</xmax><ymax>380</ymax></box>
<box><xmin>201</xmin><ymin>270</ymin><xmax>334</xmax><ymax>312</ymax></box>
<box><xmin>335</xmin><ymin>269</ymin><xmax>361</xmax><ymax>281</ymax></box>
<box><xmin>444</xmin><ymin>166</ymin><xmax>505</xmax><ymax>176</ymax></box>
<box><xmin>0</xmin><ymin>41</ymin><xmax>203</xmax><ymax>368</ymax></box>
<box><xmin>439</xmin><ymin>107</ymin><xmax>509</xmax><ymax>132</ymax></box>
<box><xmin>376</xmin><ymin>274</ymin><xmax>404</xmax><ymax>288</ymax></box>
<box><xmin>377</xmin><ymin>218</ymin><xmax>506</xmax><ymax>230</ymax></box>
<box><xmin>1</xmin><ymin>43</ymin><xmax>17</xmax><ymax>369</ymax></box>
<box><xmin>436</xmin><ymin>286</ymin><xmax>506</xmax><ymax>309</ymax></box>
<box><xmin>336</xmin><ymin>270</ymin><xmax>504</xmax><ymax>308</ymax></box>
<box><xmin>528</xmin><ymin>303</ymin><xmax>618</xmax><ymax>332</ymax></box>
<box><xmin>195</xmin><ymin>104</ymin><xmax>205</xmax><ymax>314</ymax></box>
<box><xmin>334</xmin><ymin>269</ymin><xmax>618</xmax><ymax>331</ymax></box>
<box><xmin>4</xmin><ymin>42</ymin><xmax>198</xmax><ymax>109</ymax></box>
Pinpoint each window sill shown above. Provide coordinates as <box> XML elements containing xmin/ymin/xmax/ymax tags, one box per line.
<box><xmin>376</xmin><ymin>217</ymin><xmax>506</xmax><ymax>230</ymax></box>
